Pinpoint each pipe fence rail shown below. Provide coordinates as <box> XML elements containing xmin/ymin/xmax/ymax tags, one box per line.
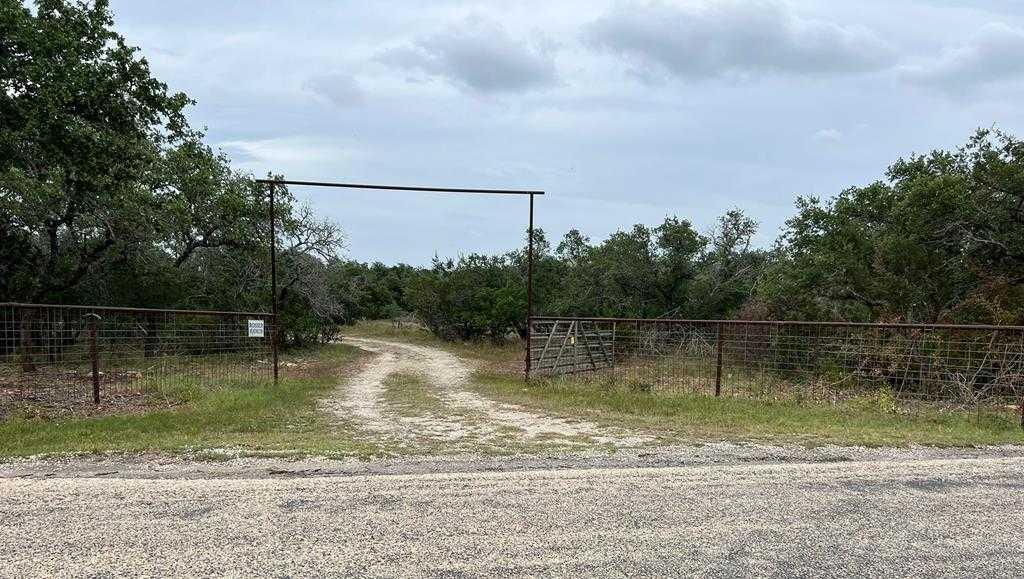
<box><xmin>1</xmin><ymin>303</ymin><xmax>274</xmax><ymax>414</ymax></box>
<box><xmin>529</xmin><ymin>316</ymin><xmax>1024</xmax><ymax>424</ymax></box>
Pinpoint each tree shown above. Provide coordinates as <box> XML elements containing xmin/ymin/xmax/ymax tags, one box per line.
<box><xmin>653</xmin><ymin>216</ymin><xmax>704</xmax><ymax>314</ymax></box>
<box><xmin>755</xmin><ymin>129</ymin><xmax>1024</xmax><ymax>324</ymax></box>
<box><xmin>690</xmin><ymin>209</ymin><xmax>763</xmax><ymax>318</ymax></box>
<box><xmin>546</xmin><ymin>218</ymin><xmax>704</xmax><ymax>318</ymax></box>
<box><xmin>157</xmin><ymin>140</ymin><xmax>264</xmax><ymax>268</ymax></box>
<box><xmin>0</xmin><ymin>0</ymin><xmax>194</xmax><ymax>301</ymax></box>
<box><xmin>407</xmin><ymin>253</ymin><xmax>525</xmax><ymax>342</ymax></box>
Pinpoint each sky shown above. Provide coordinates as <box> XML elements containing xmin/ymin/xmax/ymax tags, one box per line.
<box><xmin>106</xmin><ymin>0</ymin><xmax>1024</xmax><ymax>265</ymax></box>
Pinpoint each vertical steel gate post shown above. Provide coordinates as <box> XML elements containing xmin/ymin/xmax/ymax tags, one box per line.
<box><xmin>610</xmin><ymin>321</ymin><xmax>617</xmax><ymax>374</ymax></box>
<box><xmin>269</xmin><ymin>182</ymin><xmax>279</xmax><ymax>386</ymax></box>
<box><xmin>714</xmin><ymin>321</ymin><xmax>724</xmax><ymax>397</ymax></box>
<box><xmin>525</xmin><ymin>192</ymin><xmax>534</xmax><ymax>381</ymax></box>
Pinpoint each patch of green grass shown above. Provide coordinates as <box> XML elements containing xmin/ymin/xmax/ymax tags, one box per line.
<box><xmin>380</xmin><ymin>372</ymin><xmax>448</xmax><ymax>417</ymax></box>
<box><xmin>0</xmin><ymin>344</ymin><xmax>381</xmax><ymax>459</ymax></box>
<box><xmin>470</xmin><ymin>371</ymin><xmax>1024</xmax><ymax>447</ymax></box>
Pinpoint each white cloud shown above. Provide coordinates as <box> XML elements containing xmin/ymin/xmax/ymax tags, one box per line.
<box><xmin>899</xmin><ymin>22</ymin><xmax>1024</xmax><ymax>93</ymax></box>
<box><xmin>377</xmin><ymin>17</ymin><xmax>557</xmax><ymax>93</ymax></box>
<box><xmin>812</xmin><ymin>128</ymin><xmax>843</xmax><ymax>142</ymax></box>
<box><xmin>303</xmin><ymin>73</ymin><xmax>365</xmax><ymax>108</ymax></box>
<box><xmin>219</xmin><ymin>137</ymin><xmax>361</xmax><ymax>173</ymax></box>
<box><xmin>586</xmin><ymin>0</ymin><xmax>894</xmax><ymax>81</ymax></box>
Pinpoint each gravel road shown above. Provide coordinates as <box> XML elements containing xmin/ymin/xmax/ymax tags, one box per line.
<box><xmin>3</xmin><ymin>451</ymin><xmax>1023</xmax><ymax>577</ymax></box>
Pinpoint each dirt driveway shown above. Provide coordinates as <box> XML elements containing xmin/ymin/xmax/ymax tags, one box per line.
<box><xmin>323</xmin><ymin>337</ymin><xmax>649</xmax><ymax>453</ymax></box>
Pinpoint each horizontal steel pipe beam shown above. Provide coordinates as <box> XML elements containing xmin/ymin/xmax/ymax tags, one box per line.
<box><xmin>0</xmin><ymin>303</ymin><xmax>272</xmax><ymax>317</ymax></box>
<box><xmin>255</xmin><ymin>179</ymin><xmax>544</xmax><ymax>196</ymax></box>
<box><xmin>529</xmin><ymin>316</ymin><xmax>1024</xmax><ymax>332</ymax></box>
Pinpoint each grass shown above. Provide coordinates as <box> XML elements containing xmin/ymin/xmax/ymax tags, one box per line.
<box><xmin>380</xmin><ymin>372</ymin><xmax>448</xmax><ymax>417</ymax></box>
<box><xmin>0</xmin><ymin>344</ymin><xmax>380</xmax><ymax>459</ymax></box>
<box><xmin>470</xmin><ymin>372</ymin><xmax>1024</xmax><ymax>447</ymax></box>
<box><xmin>5</xmin><ymin>320</ymin><xmax>1021</xmax><ymax>458</ymax></box>
<box><xmin>349</xmin><ymin>319</ymin><xmax>1024</xmax><ymax>447</ymax></box>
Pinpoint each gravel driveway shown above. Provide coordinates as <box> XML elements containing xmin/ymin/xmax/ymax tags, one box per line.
<box><xmin>3</xmin><ymin>450</ymin><xmax>1023</xmax><ymax>576</ymax></box>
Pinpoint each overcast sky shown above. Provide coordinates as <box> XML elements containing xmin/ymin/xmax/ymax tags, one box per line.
<box><xmin>107</xmin><ymin>0</ymin><xmax>1024</xmax><ymax>264</ymax></box>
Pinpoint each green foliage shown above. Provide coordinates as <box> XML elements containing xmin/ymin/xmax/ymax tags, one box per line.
<box><xmin>0</xmin><ymin>1</ymin><xmax>345</xmax><ymax>346</ymax></box>
<box><xmin>755</xmin><ymin>129</ymin><xmax>1024</xmax><ymax>324</ymax></box>
<box><xmin>544</xmin><ymin>214</ymin><xmax>761</xmax><ymax>319</ymax></box>
<box><xmin>1</xmin><ymin>0</ymin><xmax>193</xmax><ymax>300</ymax></box>
<box><xmin>327</xmin><ymin>260</ymin><xmax>418</xmax><ymax>322</ymax></box>
<box><xmin>691</xmin><ymin>210</ymin><xmax>765</xmax><ymax>318</ymax></box>
<box><xmin>363</xmin><ymin>212</ymin><xmax>763</xmax><ymax>342</ymax></box>
<box><xmin>408</xmin><ymin>253</ymin><xmax>525</xmax><ymax>341</ymax></box>
<box><xmin>390</xmin><ymin>125</ymin><xmax>1024</xmax><ymax>339</ymax></box>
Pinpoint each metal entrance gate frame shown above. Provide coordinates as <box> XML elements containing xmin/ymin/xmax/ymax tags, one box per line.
<box><xmin>256</xmin><ymin>178</ymin><xmax>544</xmax><ymax>383</ymax></box>
<box><xmin>530</xmin><ymin>318</ymin><xmax>615</xmax><ymax>375</ymax></box>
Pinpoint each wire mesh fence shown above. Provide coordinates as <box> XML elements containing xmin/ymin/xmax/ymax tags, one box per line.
<box><xmin>529</xmin><ymin>316</ymin><xmax>1024</xmax><ymax>422</ymax></box>
<box><xmin>1</xmin><ymin>303</ymin><xmax>274</xmax><ymax>415</ymax></box>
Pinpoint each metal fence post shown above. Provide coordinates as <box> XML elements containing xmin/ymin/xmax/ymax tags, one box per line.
<box><xmin>611</xmin><ymin>321</ymin><xmax>617</xmax><ymax>374</ymax></box>
<box><xmin>86</xmin><ymin>313</ymin><xmax>101</xmax><ymax>404</ymax></box>
<box><xmin>268</xmin><ymin>181</ymin><xmax>279</xmax><ymax>387</ymax></box>
<box><xmin>714</xmin><ymin>321</ymin><xmax>724</xmax><ymax>397</ymax></box>
<box><xmin>525</xmin><ymin>317</ymin><xmax>532</xmax><ymax>382</ymax></box>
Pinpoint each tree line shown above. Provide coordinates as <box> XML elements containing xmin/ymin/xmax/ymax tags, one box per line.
<box><xmin>3</xmin><ymin>1</ymin><xmax>1023</xmax><ymax>346</ymax></box>
<box><xmin>341</xmin><ymin>129</ymin><xmax>1024</xmax><ymax>342</ymax></box>
<box><xmin>340</xmin><ymin>128</ymin><xmax>1024</xmax><ymax>339</ymax></box>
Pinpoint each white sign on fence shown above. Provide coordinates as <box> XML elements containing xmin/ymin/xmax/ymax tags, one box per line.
<box><xmin>248</xmin><ymin>319</ymin><xmax>265</xmax><ymax>338</ymax></box>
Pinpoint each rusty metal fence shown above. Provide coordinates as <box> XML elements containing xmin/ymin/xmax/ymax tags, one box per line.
<box><xmin>1</xmin><ymin>303</ymin><xmax>274</xmax><ymax>414</ymax></box>
<box><xmin>529</xmin><ymin>316</ymin><xmax>1024</xmax><ymax>421</ymax></box>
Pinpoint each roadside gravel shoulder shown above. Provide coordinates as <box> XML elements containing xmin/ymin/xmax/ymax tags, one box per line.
<box><xmin>3</xmin><ymin>443</ymin><xmax>1023</xmax><ymax>480</ymax></box>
